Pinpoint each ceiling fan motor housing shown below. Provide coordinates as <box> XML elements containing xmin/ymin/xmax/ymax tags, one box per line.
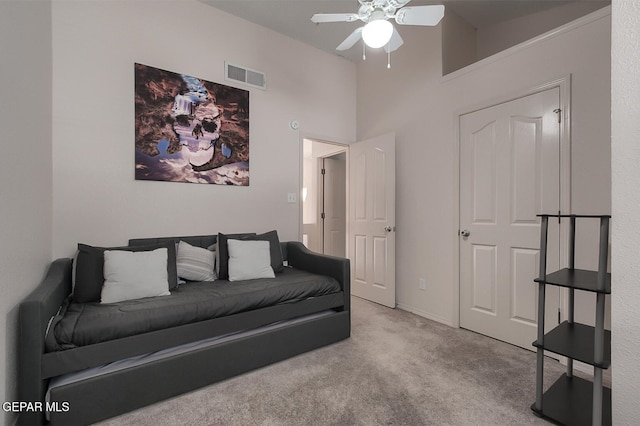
<box><xmin>358</xmin><ymin>0</ymin><xmax>412</xmax><ymax>21</ymax></box>
<box><xmin>369</xmin><ymin>9</ymin><xmax>387</xmax><ymax>22</ymax></box>
<box><xmin>386</xmin><ymin>0</ymin><xmax>412</xmax><ymax>10</ymax></box>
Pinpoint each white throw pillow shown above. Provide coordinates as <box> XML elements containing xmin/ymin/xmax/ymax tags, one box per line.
<box><xmin>176</xmin><ymin>240</ymin><xmax>216</xmax><ymax>281</ymax></box>
<box><xmin>227</xmin><ymin>239</ymin><xmax>275</xmax><ymax>281</ymax></box>
<box><xmin>101</xmin><ymin>248</ymin><xmax>171</xmax><ymax>303</ymax></box>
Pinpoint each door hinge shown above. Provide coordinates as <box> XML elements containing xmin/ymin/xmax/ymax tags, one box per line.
<box><xmin>321</xmin><ymin>212</ymin><xmax>325</xmax><ymax>220</ymax></box>
<box><xmin>321</xmin><ymin>168</ymin><xmax>326</xmax><ymax>175</ymax></box>
<box><xmin>558</xmin><ymin>308</ymin><xmax>561</xmax><ymax>324</ymax></box>
<box><xmin>553</xmin><ymin>108</ymin><xmax>562</xmax><ymax>124</ymax></box>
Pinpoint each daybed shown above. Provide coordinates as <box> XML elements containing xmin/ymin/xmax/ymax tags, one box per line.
<box><xmin>18</xmin><ymin>233</ymin><xmax>350</xmax><ymax>425</ymax></box>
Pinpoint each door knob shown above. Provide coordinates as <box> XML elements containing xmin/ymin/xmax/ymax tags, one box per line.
<box><xmin>384</xmin><ymin>226</ymin><xmax>394</xmax><ymax>233</ymax></box>
<box><xmin>460</xmin><ymin>229</ymin><xmax>470</xmax><ymax>237</ymax></box>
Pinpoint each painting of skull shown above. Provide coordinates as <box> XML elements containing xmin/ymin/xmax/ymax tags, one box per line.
<box><xmin>134</xmin><ymin>63</ymin><xmax>249</xmax><ymax>185</ymax></box>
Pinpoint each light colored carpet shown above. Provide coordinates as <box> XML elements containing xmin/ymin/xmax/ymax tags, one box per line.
<box><xmin>97</xmin><ymin>296</ymin><xmax>567</xmax><ymax>425</ymax></box>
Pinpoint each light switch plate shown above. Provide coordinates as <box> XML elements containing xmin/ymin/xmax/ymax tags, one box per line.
<box><xmin>287</xmin><ymin>193</ymin><xmax>297</xmax><ymax>203</ymax></box>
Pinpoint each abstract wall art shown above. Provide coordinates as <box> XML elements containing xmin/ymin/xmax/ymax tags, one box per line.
<box><xmin>134</xmin><ymin>63</ymin><xmax>249</xmax><ymax>185</ymax></box>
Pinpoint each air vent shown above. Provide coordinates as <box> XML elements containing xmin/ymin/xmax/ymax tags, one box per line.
<box><xmin>225</xmin><ymin>62</ymin><xmax>266</xmax><ymax>90</ymax></box>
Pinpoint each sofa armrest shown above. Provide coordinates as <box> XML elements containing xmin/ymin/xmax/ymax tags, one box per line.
<box><xmin>284</xmin><ymin>242</ymin><xmax>350</xmax><ymax>312</ymax></box>
<box><xmin>18</xmin><ymin>258</ymin><xmax>72</xmax><ymax>426</ymax></box>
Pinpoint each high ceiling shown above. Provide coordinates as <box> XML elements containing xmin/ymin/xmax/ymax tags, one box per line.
<box><xmin>200</xmin><ymin>0</ymin><xmax>609</xmax><ymax>61</ymax></box>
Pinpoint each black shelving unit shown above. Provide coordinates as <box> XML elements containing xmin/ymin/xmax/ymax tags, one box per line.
<box><xmin>531</xmin><ymin>214</ymin><xmax>611</xmax><ymax>426</ymax></box>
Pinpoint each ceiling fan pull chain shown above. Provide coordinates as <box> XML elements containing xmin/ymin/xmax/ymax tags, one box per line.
<box><xmin>387</xmin><ymin>46</ymin><xmax>391</xmax><ymax>69</ymax></box>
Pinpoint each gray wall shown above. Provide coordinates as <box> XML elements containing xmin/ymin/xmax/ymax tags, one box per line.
<box><xmin>0</xmin><ymin>2</ymin><xmax>53</xmax><ymax>425</ymax></box>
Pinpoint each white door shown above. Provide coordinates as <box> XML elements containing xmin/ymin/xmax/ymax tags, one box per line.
<box><xmin>349</xmin><ymin>133</ymin><xmax>396</xmax><ymax>308</ymax></box>
<box><xmin>459</xmin><ymin>88</ymin><xmax>561</xmax><ymax>350</ymax></box>
<box><xmin>322</xmin><ymin>156</ymin><xmax>346</xmax><ymax>257</ymax></box>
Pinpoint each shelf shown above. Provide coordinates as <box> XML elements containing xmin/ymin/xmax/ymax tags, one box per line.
<box><xmin>532</xmin><ymin>374</ymin><xmax>611</xmax><ymax>426</ymax></box>
<box><xmin>532</xmin><ymin>321</ymin><xmax>611</xmax><ymax>368</ymax></box>
<box><xmin>534</xmin><ymin>268</ymin><xmax>611</xmax><ymax>293</ymax></box>
<box><xmin>537</xmin><ymin>214</ymin><xmax>611</xmax><ymax>219</ymax></box>
<box><xmin>533</xmin><ymin>214</ymin><xmax>611</xmax><ymax>425</ymax></box>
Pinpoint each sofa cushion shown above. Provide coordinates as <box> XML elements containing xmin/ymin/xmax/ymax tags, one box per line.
<box><xmin>176</xmin><ymin>240</ymin><xmax>216</xmax><ymax>282</ymax></box>
<box><xmin>227</xmin><ymin>240</ymin><xmax>275</xmax><ymax>281</ymax></box>
<box><xmin>101</xmin><ymin>248</ymin><xmax>171</xmax><ymax>303</ymax></box>
<box><xmin>216</xmin><ymin>232</ymin><xmax>256</xmax><ymax>279</ymax></box>
<box><xmin>48</xmin><ymin>268</ymin><xmax>342</xmax><ymax>350</ymax></box>
<box><xmin>74</xmin><ymin>241</ymin><xmax>178</xmax><ymax>303</ymax></box>
<box><xmin>252</xmin><ymin>230</ymin><xmax>285</xmax><ymax>273</ymax></box>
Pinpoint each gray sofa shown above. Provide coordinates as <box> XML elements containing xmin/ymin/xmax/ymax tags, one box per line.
<box><xmin>19</xmin><ymin>234</ymin><xmax>350</xmax><ymax>425</ymax></box>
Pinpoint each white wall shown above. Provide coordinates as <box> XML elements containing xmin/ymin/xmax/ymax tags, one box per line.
<box><xmin>477</xmin><ymin>2</ymin><xmax>610</xmax><ymax>60</ymax></box>
<box><xmin>441</xmin><ymin>10</ymin><xmax>477</xmax><ymax>75</ymax></box>
<box><xmin>0</xmin><ymin>2</ymin><xmax>53</xmax><ymax>425</ymax></box>
<box><xmin>51</xmin><ymin>0</ymin><xmax>356</xmax><ymax>258</ymax></box>
<box><xmin>357</xmin><ymin>9</ymin><xmax>611</xmax><ymax>326</ymax></box>
<box><xmin>611</xmin><ymin>1</ymin><xmax>640</xmax><ymax>423</ymax></box>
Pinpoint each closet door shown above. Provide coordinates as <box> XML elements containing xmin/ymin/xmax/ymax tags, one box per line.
<box><xmin>459</xmin><ymin>87</ymin><xmax>561</xmax><ymax>349</ymax></box>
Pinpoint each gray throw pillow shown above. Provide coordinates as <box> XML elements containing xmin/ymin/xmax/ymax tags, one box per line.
<box><xmin>216</xmin><ymin>231</ymin><xmax>284</xmax><ymax>279</ymax></box>
<box><xmin>73</xmin><ymin>241</ymin><xmax>178</xmax><ymax>303</ymax></box>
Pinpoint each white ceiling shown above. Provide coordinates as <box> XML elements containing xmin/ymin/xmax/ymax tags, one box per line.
<box><xmin>200</xmin><ymin>0</ymin><xmax>609</xmax><ymax>61</ymax></box>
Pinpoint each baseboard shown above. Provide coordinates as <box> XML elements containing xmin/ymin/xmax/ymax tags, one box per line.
<box><xmin>396</xmin><ymin>303</ymin><xmax>455</xmax><ymax>327</ymax></box>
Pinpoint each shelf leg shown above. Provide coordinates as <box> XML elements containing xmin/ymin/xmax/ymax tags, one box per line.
<box><xmin>567</xmin><ymin>216</ymin><xmax>576</xmax><ymax>378</ymax></box>
<box><xmin>592</xmin><ymin>291</ymin><xmax>606</xmax><ymax>426</ymax></box>
<box><xmin>569</xmin><ymin>216</ymin><xmax>576</xmax><ymax>270</ymax></box>
<box><xmin>597</xmin><ymin>217</ymin><xmax>609</xmax><ymax>293</ymax></box>
<box><xmin>593</xmin><ymin>366</ymin><xmax>603</xmax><ymax>426</ymax></box>
<box><xmin>594</xmin><ymin>294</ymin><xmax>606</xmax><ymax>364</ymax></box>
<box><xmin>535</xmin><ymin>282</ymin><xmax>546</xmax><ymax>412</ymax></box>
<box><xmin>534</xmin><ymin>215</ymin><xmax>549</xmax><ymax>412</ymax></box>
<box><xmin>567</xmin><ymin>288</ymin><xmax>574</xmax><ymax>378</ymax></box>
<box><xmin>535</xmin><ymin>348</ymin><xmax>544</xmax><ymax>412</ymax></box>
<box><xmin>593</xmin><ymin>215</ymin><xmax>607</xmax><ymax>426</ymax></box>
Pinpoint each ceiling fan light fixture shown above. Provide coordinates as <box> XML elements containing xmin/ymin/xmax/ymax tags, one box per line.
<box><xmin>362</xmin><ymin>19</ymin><xmax>393</xmax><ymax>49</ymax></box>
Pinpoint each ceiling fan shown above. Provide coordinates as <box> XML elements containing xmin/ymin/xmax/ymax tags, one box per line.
<box><xmin>311</xmin><ymin>0</ymin><xmax>445</xmax><ymax>60</ymax></box>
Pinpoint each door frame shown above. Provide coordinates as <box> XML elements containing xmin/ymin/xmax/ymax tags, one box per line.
<box><xmin>451</xmin><ymin>75</ymin><xmax>572</xmax><ymax>328</ymax></box>
<box><xmin>318</xmin><ymin>152</ymin><xmax>347</xmax><ymax>256</ymax></box>
<box><xmin>299</xmin><ymin>134</ymin><xmax>350</xmax><ymax>254</ymax></box>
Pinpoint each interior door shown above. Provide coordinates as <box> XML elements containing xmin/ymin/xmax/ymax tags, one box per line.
<box><xmin>322</xmin><ymin>156</ymin><xmax>347</xmax><ymax>257</ymax></box>
<box><xmin>349</xmin><ymin>133</ymin><xmax>396</xmax><ymax>308</ymax></box>
<box><xmin>459</xmin><ymin>88</ymin><xmax>561</xmax><ymax>350</ymax></box>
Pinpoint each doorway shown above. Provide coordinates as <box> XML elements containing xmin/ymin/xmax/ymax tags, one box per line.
<box><xmin>302</xmin><ymin>134</ymin><xmax>397</xmax><ymax>309</ymax></box>
<box><xmin>302</xmin><ymin>139</ymin><xmax>347</xmax><ymax>256</ymax></box>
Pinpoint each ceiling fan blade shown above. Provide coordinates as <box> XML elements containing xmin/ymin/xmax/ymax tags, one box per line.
<box><xmin>384</xmin><ymin>27</ymin><xmax>404</xmax><ymax>53</ymax></box>
<box><xmin>311</xmin><ymin>13</ymin><xmax>360</xmax><ymax>24</ymax></box>
<box><xmin>394</xmin><ymin>5</ymin><xmax>445</xmax><ymax>26</ymax></box>
<box><xmin>336</xmin><ymin>27</ymin><xmax>364</xmax><ymax>51</ymax></box>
